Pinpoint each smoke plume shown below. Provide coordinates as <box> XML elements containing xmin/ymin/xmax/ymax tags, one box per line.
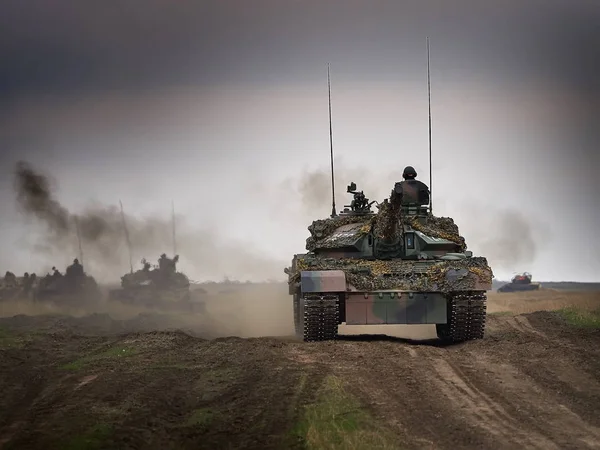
<box><xmin>13</xmin><ymin>160</ymin><xmax>286</xmax><ymax>282</ymax></box>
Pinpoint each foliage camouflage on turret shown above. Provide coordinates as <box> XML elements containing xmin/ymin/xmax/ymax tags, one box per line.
<box><xmin>305</xmin><ymin>208</ymin><xmax>466</xmax><ymax>253</ymax></box>
<box><xmin>405</xmin><ymin>215</ymin><xmax>466</xmax><ymax>252</ymax></box>
<box><xmin>306</xmin><ymin>215</ymin><xmax>374</xmax><ymax>251</ymax></box>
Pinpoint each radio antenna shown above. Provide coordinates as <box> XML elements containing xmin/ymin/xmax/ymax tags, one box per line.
<box><xmin>74</xmin><ymin>215</ymin><xmax>84</xmax><ymax>266</ymax></box>
<box><xmin>328</xmin><ymin>63</ymin><xmax>337</xmax><ymax>218</ymax></box>
<box><xmin>426</xmin><ymin>36</ymin><xmax>433</xmax><ymax>214</ymax></box>
<box><xmin>171</xmin><ymin>200</ymin><xmax>177</xmax><ymax>256</ymax></box>
<box><xmin>119</xmin><ymin>200</ymin><xmax>134</xmax><ymax>273</ymax></box>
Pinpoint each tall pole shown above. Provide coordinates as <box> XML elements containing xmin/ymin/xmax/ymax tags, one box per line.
<box><xmin>426</xmin><ymin>36</ymin><xmax>433</xmax><ymax>214</ymax></box>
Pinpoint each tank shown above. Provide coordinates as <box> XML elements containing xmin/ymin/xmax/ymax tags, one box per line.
<box><xmin>284</xmin><ymin>180</ymin><xmax>494</xmax><ymax>343</ymax></box>
<box><xmin>34</xmin><ymin>259</ymin><xmax>102</xmax><ymax>305</ymax></box>
<box><xmin>108</xmin><ymin>254</ymin><xmax>206</xmax><ymax>313</ymax></box>
<box><xmin>497</xmin><ymin>272</ymin><xmax>541</xmax><ymax>293</ymax></box>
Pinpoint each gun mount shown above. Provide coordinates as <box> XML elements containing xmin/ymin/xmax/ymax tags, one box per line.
<box><xmin>342</xmin><ymin>182</ymin><xmax>377</xmax><ymax>215</ymax></box>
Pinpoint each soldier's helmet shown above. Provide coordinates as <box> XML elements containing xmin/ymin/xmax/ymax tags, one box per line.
<box><xmin>160</xmin><ymin>253</ymin><xmax>167</xmax><ymax>258</ymax></box>
<box><xmin>402</xmin><ymin>166</ymin><xmax>417</xmax><ymax>180</ymax></box>
<box><xmin>73</xmin><ymin>258</ymin><xmax>79</xmax><ymax>264</ymax></box>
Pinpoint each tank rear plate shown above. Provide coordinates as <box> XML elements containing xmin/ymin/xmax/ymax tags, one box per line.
<box><xmin>346</xmin><ymin>291</ymin><xmax>447</xmax><ymax>325</ymax></box>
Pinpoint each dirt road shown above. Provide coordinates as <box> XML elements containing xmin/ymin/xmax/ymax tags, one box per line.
<box><xmin>1</xmin><ymin>291</ymin><xmax>600</xmax><ymax>449</ymax></box>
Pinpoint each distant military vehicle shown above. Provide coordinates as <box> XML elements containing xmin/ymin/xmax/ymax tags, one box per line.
<box><xmin>497</xmin><ymin>272</ymin><xmax>541</xmax><ymax>293</ymax></box>
<box><xmin>285</xmin><ymin>180</ymin><xmax>494</xmax><ymax>343</ymax></box>
<box><xmin>109</xmin><ymin>254</ymin><xmax>205</xmax><ymax>313</ymax></box>
<box><xmin>34</xmin><ymin>259</ymin><xmax>102</xmax><ymax>305</ymax></box>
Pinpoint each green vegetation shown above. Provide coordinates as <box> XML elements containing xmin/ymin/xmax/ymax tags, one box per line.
<box><xmin>61</xmin><ymin>345</ymin><xmax>138</xmax><ymax>370</ymax></box>
<box><xmin>62</xmin><ymin>423</ymin><xmax>113</xmax><ymax>450</ymax></box>
<box><xmin>291</xmin><ymin>375</ymin><xmax>398</xmax><ymax>450</ymax></box>
<box><xmin>184</xmin><ymin>408</ymin><xmax>215</xmax><ymax>429</ymax></box>
<box><xmin>557</xmin><ymin>307</ymin><xmax>600</xmax><ymax>329</ymax></box>
<box><xmin>0</xmin><ymin>327</ymin><xmax>28</xmax><ymax>349</ymax></box>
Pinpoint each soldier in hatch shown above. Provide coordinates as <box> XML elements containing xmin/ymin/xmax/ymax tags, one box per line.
<box><xmin>158</xmin><ymin>253</ymin><xmax>168</xmax><ymax>271</ymax></box>
<box><xmin>393</xmin><ymin>166</ymin><xmax>430</xmax><ymax>206</ymax></box>
<box><xmin>66</xmin><ymin>258</ymin><xmax>84</xmax><ymax>277</ymax></box>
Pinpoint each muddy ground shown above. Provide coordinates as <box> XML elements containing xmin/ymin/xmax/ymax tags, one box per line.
<box><xmin>0</xmin><ymin>288</ymin><xmax>599</xmax><ymax>449</ymax></box>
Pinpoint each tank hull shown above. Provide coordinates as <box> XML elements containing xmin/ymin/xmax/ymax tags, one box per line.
<box><xmin>497</xmin><ymin>282</ymin><xmax>541</xmax><ymax>293</ymax></box>
<box><xmin>288</xmin><ymin>259</ymin><xmax>492</xmax><ymax>343</ymax></box>
<box><xmin>108</xmin><ymin>286</ymin><xmax>205</xmax><ymax>313</ymax></box>
<box><xmin>33</xmin><ymin>277</ymin><xmax>102</xmax><ymax>306</ymax></box>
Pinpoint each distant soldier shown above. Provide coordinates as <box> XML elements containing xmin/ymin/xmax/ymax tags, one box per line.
<box><xmin>141</xmin><ymin>258</ymin><xmax>151</xmax><ymax>272</ymax></box>
<box><xmin>393</xmin><ymin>166</ymin><xmax>430</xmax><ymax>207</ymax></box>
<box><xmin>69</xmin><ymin>258</ymin><xmax>84</xmax><ymax>277</ymax></box>
<box><xmin>51</xmin><ymin>266</ymin><xmax>61</xmax><ymax>278</ymax></box>
<box><xmin>158</xmin><ymin>253</ymin><xmax>168</xmax><ymax>271</ymax></box>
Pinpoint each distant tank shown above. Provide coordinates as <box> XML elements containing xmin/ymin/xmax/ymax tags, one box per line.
<box><xmin>285</xmin><ymin>180</ymin><xmax>494</xmax><ymax>343</ymax></box>
<box><xmin>109</xmin><ymin>254</ymin><xmax>205</xmax><ymax>313</ymax></box>
<box><xmin>497</xmin><ymin>272</ymin><xmax>541</xmax><ymax>293</ymax></box>
<box><xmin>34</xmin><ymin>259</ymin><xmax>102</xmax><ymax>305</ymax></box>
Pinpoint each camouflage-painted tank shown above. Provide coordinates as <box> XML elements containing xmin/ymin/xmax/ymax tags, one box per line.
<box><xmin>34</xmin><ymin>259</ymin><xmax>102</xmax><ymax>305</ymax></box>
<box><xmin>108</xmin><ymin>254</ymin><xmax>205</xmax><ymax>313</ymax></box>
<box><xmin>497</xmin><ymin>272</ymin><xmax>541</xmax><ymax>293</ymax></box>
<box><xmin>285</xmin><ymin>180</ymin><xmax>494</xmax><ymax>343</ymax></box>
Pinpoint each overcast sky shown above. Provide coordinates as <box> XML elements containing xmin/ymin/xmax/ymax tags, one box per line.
<box><xmin>1</xmin><ymin>0</ymin><xmax>598</xmax><ymax>282</ymax></box>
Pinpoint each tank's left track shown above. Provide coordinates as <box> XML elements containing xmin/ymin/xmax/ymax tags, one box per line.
<box><xmin>294</xmin><ymin>293</ymin><xmax>339</xmax><ymax>342</ymax></box>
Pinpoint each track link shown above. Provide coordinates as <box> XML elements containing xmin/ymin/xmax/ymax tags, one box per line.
<box><xmin>436</xmin><ymin>291</ymin><xmax>487</xmax><ymax>343</ymax></box>
<box><xmin>298</xmin><ymin>294</ymin><xmax>340</xmax><ymax>342</ymax></box>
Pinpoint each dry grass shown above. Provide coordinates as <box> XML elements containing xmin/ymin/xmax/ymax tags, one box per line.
<box><xmin>487</xmin><ymin>289</ymin><xmax>600</xmax><ymax>315</ymax></box>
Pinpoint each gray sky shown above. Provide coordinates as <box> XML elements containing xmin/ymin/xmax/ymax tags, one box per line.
<box><xmin>1</xmin><ymin>0</ymin><xmax>598</xmax><ymax>282</ymax></box>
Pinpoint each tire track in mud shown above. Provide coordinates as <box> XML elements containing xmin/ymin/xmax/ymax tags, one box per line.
<box><xmin>286</xmin><ymin>313</ymin><xmax>600</xmax><ymax>450</ymax></box>
<box><xmin>428</xmin><ymin>357</ymin><xmax>558</xmax><ymax>450</ymax></box>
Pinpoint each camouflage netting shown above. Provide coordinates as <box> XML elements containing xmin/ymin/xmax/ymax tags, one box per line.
<box><xmin>306</xmin><ymin>215</ymin><xmax>374</xmax><ymax>251</ymax></box>
<box><xmin>289</xmin><ymin>256</ymin><xmax>493</xmax><ymax>293</ymax></box>
<box><xmin>305</xmin><ymin>188</ymin><xmax>467</xmax><ymax>252</ymax></box>
<box><xmin>372</xmin><ymin>197</ymin><xmax>402</xmax><ymax>242</ymax></box>
<box><xmin>406</xmin><ymin>215</ymin><xmax>466</xmax><ymax>252</ymax></box>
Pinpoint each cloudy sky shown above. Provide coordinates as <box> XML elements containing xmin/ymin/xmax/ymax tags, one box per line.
<box><xmin>0</xmin><ymin>0</ymin><xmax>598</xmax><ymax>282</ymax></box>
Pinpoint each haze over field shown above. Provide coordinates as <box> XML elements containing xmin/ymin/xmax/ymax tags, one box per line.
<box><xmin>0</xmin><ymin>0</ymin><xmax>598</xmax><ymax>282</ymax></box>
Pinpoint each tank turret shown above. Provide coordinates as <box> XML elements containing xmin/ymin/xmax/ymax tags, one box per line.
<box><xmin>33</xmin><ymin>258</ymin><xmax>102</xmax><ymax>305</ymax></box>
<box><xmin>109</xmin><ymin>253</ymin><xmax>204</xmax><ymax>313</ymax></box>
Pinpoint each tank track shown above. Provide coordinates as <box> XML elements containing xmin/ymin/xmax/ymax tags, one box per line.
<box><xmin>436</xmin><ymin>291</ymin><xmax>487</xmax><ymax>343</ymax></box>
<box><xmin>296</xmin><ymin>293</ymin><xmax>340</xmax><ymax>342</ymax></box>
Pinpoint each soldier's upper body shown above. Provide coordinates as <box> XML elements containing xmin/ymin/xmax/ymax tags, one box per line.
<box><xmin>67</xmin><ymin>258</ymin><xmax>85</xmax><ymax>277</ymax></box>
<box><xmin>393</xmin><ymin>166</ymin><xmax>430</xmax><ymax>206</ymax></box>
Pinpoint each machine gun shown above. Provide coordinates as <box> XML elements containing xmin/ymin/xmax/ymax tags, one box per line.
<box><xmin>344</xmin><ymin>182</ymin><xmax>377</xmax><ymax>214</ymax></box>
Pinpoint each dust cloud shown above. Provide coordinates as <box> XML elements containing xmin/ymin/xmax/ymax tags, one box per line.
<box><xmin>12</xmin><ymin>160</ymin><xmax>286</xmax><ymax>282</ymax></box>
<box><xmin>0</xmin><ymin>282</ymin><xmax>295</xmax><ymax>339</ymax></box>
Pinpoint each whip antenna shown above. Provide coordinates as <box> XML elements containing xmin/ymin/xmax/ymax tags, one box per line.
<box><xmin>119</xmin><ymin>200</ymin><xmax>133</xmax><ymax>273</ymax></box>
<box><xmin>426</xmin><ymin>36</ymin><xmax>433</xmax><ymax>214</ymax></box>
<box><xmin>328</xmin><ymin>63</ymin><xmax>337</xmax><ymax>218</ymax></box>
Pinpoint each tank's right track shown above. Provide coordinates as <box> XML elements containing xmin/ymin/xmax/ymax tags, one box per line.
<box><xmin>297</xmin><ymin>294</ymin><xmax>340</xmax><ymax>342</ymax></box>
<box><xmin>436</xmin><ymin>291</ymin><xmax>487</xmax><ymax>342</ymax></box>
